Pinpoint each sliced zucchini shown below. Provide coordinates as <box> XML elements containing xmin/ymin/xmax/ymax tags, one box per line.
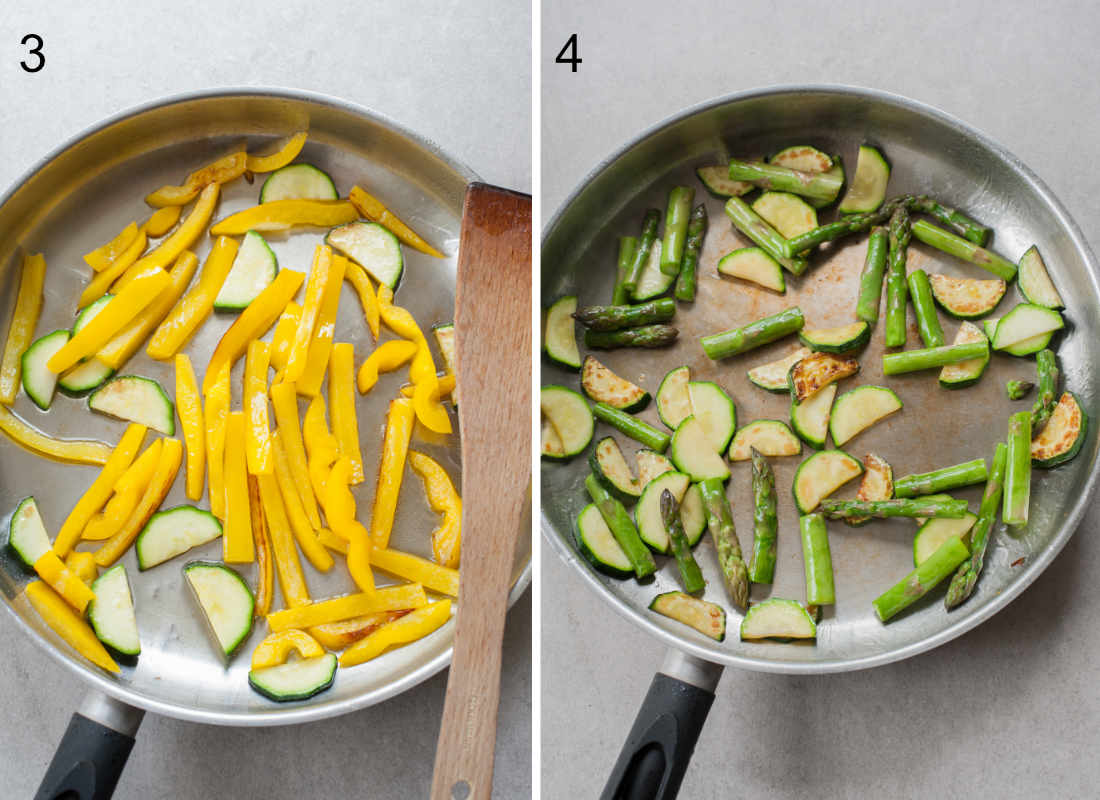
<box><xmin>740</xmin><ymin>598</ymin><xmax>817</xmax><ymax>641</ymax></box>
<box><xmin>716</xmin><ymin>247</ymin><xmax>785</xmax><ymax>293</ymax></box>
<box><xmin>544</xmin><ymin>296</ymin><xmax>581</xmax><ymax>370</ymax></box>
<box><xmin>687</xmin><ymin>381</ymin><xmax>736</xmax><ymax>453</ymax></box>
<box><xmin>135</xmin><ymin>506</ymin><xmax>223</xmax><ymax>570</ymax></box>
<box><xmin>59</xmin><ymin>359</ymin><xmax>115</xmax><ymax>397</ymax></box>
<box><xmin>88</xmin><ymin>564</ymin><xmax>141</xmax><ymax>657</ymax></box>
<box><xmin>828</xmin><ymin>386</ymin><xmax>903</xmax><ymax>447</ymax></box>
<box><xmin>728</xmin><ymin>420</ymin><xmax>801</xmax><ymax>461</ymax></box>
<box><xmin>669</xmin><ymin>417</ymin><xmax>730</xmax><ymax>482</ymax></box>
<box><xmin>807</xmin><ymin>159</ymin><xmax>845</xmax><ymax>209</ymax></box>
<box><xmin>540</xmin><ymin>386</ymin><xmax>593</xmax><ymax>460</ymax></box>
<box><xmin>260</xmin><ymin>163</ymin><xmax>338</xmax><ymax>202</ymax></box>
<box><xmin>636</xmin><ymin>449</ymin><xmax>674</xmax><ymax>486</ymax></box>
<box><xmin>184</xmin><ymin>562</ymin><xmax>255</xmax><ymax>657</ymax></box>
<box><xmin>799</xmin><ymin>321</ymin><xmax>870</xmax><ymax>353</ymax></box>
<box><xmin>214</xmin><ymin>230</ymin><xmax>278</xmax><ymax>312</ymax></box>
<box><xmin>432</xmin><ymin>323</ymin><xmax>457</xmax><ymax>405</ymax></box>
<box><xmin>746</xmin><ymin>347</ymin><xmax>811</xmax><ymax>392</ymax></box>
<box><xmin>792</xmin><ymin>449</ymin><xmax>863</xmax><ymax>513</ymax></box>
<box><xmin>74</xmin><ymin>294</ymin><xmax>112</xmax><ymax>335</ymax></box>
<box><xmin>1031</xmin><ymin>391</ymin><xmax>1087</xmax><ymax>468</ymax></box>
<box><xmin>790</xmin><ymin>383</ymin><xmax>837</xmax><ymax>450</ymax></box>
<box><xmin>21</xmin><ymin>330</ymin><xmax>70</xmax><ymax>410</ymax></box>
<box><xmin>656</xmin><ymin>366</ymin><xmax>691</xmax><ymax>429</ymax></box>
<box><xmin>991</xmin><ymin>304</ymin><xmax>1064</xmax><ymax>351</ymax></box>
<box><xmin>1017</xmin><ymin>245</ymin><xmax>1064</xmax><ymax>309</ymax></box>
<box><xmin>681</xmin><ymin>485</ymin><xmax>705</xmax><ymax>547</ymax></box>
<box><xmin>8</xmin><ymin>496</ymin><xmax>51</xmax><ymax>568</ymax></box>
<box><xmin>695</xmin><ymin>165</ymin><xmax>751</xmax><ymax>199</ymax></box>
<box><xmin>576</xmin><ymin>504</ymin><xmax>632</xmax><ymax>578</ymax></box>
<box><xmin>633</xmin><ymin>239</ymin><xmax>675</xmax><ymax>301</ymax></box>
<box><xmin>751</xmin><ymin>192</ymin><xmax>818</xmax><ymax>238</ymax></box>
<box><xmin>325</xmin><ymin>221</ymin><xmax>403</xmax><ymax>289</ymax></box>
<box><xmin>851</xmin><ymin>452</ymin><xmax>894</xmax><ymax>526</ymax></box>
<box><xmin>939</xmin><ymin>322</ymin><xmax>990</xmax><ymax>388</ymax></box>
<box><xmin>249</xmin><ymin>653</ymin><xmax>338</xmax><ymax>702</ymax></box>
<box><xmin>769</xmin><ymin>146</ymin><xmax>833</xmax><ymax>173</ymax></box>
<box><xmin>581</xmin><ymin>356</ymin><xmax>649</xmax><ymax>412</ymax></box>
<box><xmin>649</xmin><ymin>591</ymin><xmax>726</xmax><ymax>641</ymax></box>
<box><xmin>588</xmin><ymin>437</ymin><xmax>640</xmax><ymax>503</ymax></box>
<box><xmin>634</xmin><ymin>472</ymin><xmax>705</xmax><ymax>553</ymax></box>
<box><xmin>788</xmin><ymin>352</ymin><xmax>859</xmax><ymax>402</ymax></box>
<box><xmin>928</xmin><ymin>274</ymin><xmax>1005</xmax><ymax>319</ymax></box>
<box><xmin>88</xmin><ymin>376</ymin><xmax>175</xmax><ymax>435</ymax></box>
<box><xmin>838</xmin><ymin>145</ymin><xmax>889</xmax><ymax>213</ymax></box>
<box><xmin>541</xmin><ymin>417</ymin><xmax>564</xmax><ymax>458</ymax></box>
<box><xmin>914</xmin><ymin>514</ymin><xmax>976</xmax><ymax>566</ymax></box>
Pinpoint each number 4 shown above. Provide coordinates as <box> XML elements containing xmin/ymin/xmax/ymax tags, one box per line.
<box><xmin>555</xmin><ymin>34</ymin><xmax>581</xmax><ymax>72</ymax></box>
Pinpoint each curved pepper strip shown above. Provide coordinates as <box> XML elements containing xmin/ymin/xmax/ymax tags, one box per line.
<box><xmin>250</xmin><ymin>628</ymin><xmax>324</xmax><ymax>670</ymax></box>
<box><xmin>343</xmin><ymin>261</ymin><xmax>380</xmax><ymax>340</ymax></box>
<box><xmin>408</xmin><ymin>451</ymin><xmax>462</xmax><ymax>568</ymax></box>
<box><xmin>283</xmin><ymin>245</ymin><xmax>338</xmax><ymax>384</ymax></box>
<box><xmin>245</xmin><ymin>132</ymin><xmax>308</xmax><ymax>173</ymax></box>
<box><xmin>64</xmin><ymin>551</ymin><xmax>98</xmax><ymax>585</ymax></box>
<box><xmin>78</xmin><ymin>229</ymin><xmax>149</xmax><ymax>309</ymax></box>
<box><xmin>309</xmin><ymin>610</ymin><xmax>411</xmax><ymax>651</ymax></box>
<box><xmin>265</xmin><ymin>584</ymin><xmax>428</xmax><ymax>631</ymax></box>
<box><xmin>244</xmin><ymin>341</ymin><xmax>273</xmax><ymax>476</ymax></box>
<box><xmin>203</xmin><ymin>363</ymin><xmax>231</xmax><ymax>520</ymax></box>
<box><xmin>83</xmin><ymin>439</ymin><xmax>163</xmax><ymax>541</ymax></box>
<box><xmin>25</xmin><ymin>581</ymin><xmax>119</xmax><ymax>673</ymax></box>
<box><xmin>223</xmin><ymin>412</ymin><xmax>255</xmax><ymax>563</ymax></box>
<box><xmin>174</xmin><ymin>354</ymin><xmax>205</xmax><ymax>501</ymax></box>
<box><xmin>256</xmin><ymin>472</ymin><xmax>311</xmax><ymax>607</ymax></box>
<box><xmin>0</xmin><ymin>405</ymin><xmax>112</xmax><ymax>466</ymax></box>
<box><xmin>339</xmin><ymin>599</ymin><xmax>452</xmax><ymax>667</ymax></box>
<box><xmin>248</xmin><ymin>474</ymin><xmax>273</xmax><ymax>618</ymax></box>
<box><xmin>145</xmin><ymin>151</ymin><xmax>244</xmax><ymax>207</ymax></box>
<box><xmin>328</xmin><ymin>343</ymin><xmax>363</xmax><ymax>484</ymax></box>
<box><xmin>324</xmin><ymin>457</ymin><xmax>374</xmax><ymax>593</ymax></box>
<box><xmin>34</xmin><ymin>551</ymin><xmax>96</xmax><ymax>614</ymax></box>
<box><xmin>84</xmin><ymin>221</ymin><xmax>140</xmax><ymax>271</ymax></box>
<box><xmin>349</xmin><ymin>185</ymin><xmax>444</xmax><ymax>258</ymax></box>
<box><xmin>0</xmin><ymin>252</ymin><xmax>45</xmax><ymax>403</ymax></box>
<box><xmin>210</xmin><ymin>199</ymin><xmax>358</xmax><ymax>236</ymax></box>
<box><xmin>143</xmin><ymin>205</ymin><xmax>182</xmax><ymax>238</ymax></box>
<box><xmin>123</xmin><ymin>183</ymin><xmax>219</xmax><ymax>285</ymax></box>
<box><xmin>268</xmin><ymin>302</ymin><xmax>302</xmax><ymax>379</ymax></box>
<box><xmin>308</xmin><ymin>436</ymin><xmax>339</xmax><ymax>514</ymax></box>
<box><xmin>412</xmin><ymin>377</ymin><xmax>452</xmax><ymax>434</ymax></box>
<box><xmin>376</xmin><ymin>288</ymin><xmax>451</xmax><ymax>434</ymax></box>
<box><xmin>369</xmin><ymin>398</ymin><xmax>415</xmax><ymax>549</ymax></box>
<box><xmin>270</xmin><ymin>383</ymin><xmax>322</xmax><ymax>529</ymax></box>
<box><xmin>357</xmin><ymin>340</ymin><xmax>418</xmax><ymax>394</ymax></box>
<box><xmin>271</xmin><ymin>436</ymin><xmax>333</xmax><ymax>573</ymax></box>
<box><xmin>399</xmin><ymin>374</ymin><xmax>456</xmax><ymax>399</ymax></box>
<box><xmin>370</xmin><ymin>547</ymin><xmax>460</xmax><ymax>597</ymax></box>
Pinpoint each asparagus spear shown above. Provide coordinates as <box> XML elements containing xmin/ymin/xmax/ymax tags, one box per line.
<box><xmin>727</xmin><ymin>158</ymin><xmax>844</xmax><ymax>202</ymax></box>
<box><xmin>592</xmin><ymin>403</ymin><xmax>670</xmax><ymax>453</ymax></box>
<box><xmin>1003</xmin><ymin>411</ymin><xmax>1032</xmax><ymax>526</ymax></box>
<box><xmin>723</xmin><ymin>197</ymin><xmax>808</xmax><ymax>275</ymax></box>
<box><xmin>799</xmin><ymin>513</ymin><xmax>835</xmax><ymax>606</ymax></box>
<box><xmin>856</xmin><ymin>226</ymin><xmax>889</xmax><ymax>324</ymax></box>
<box><xmin>573</xmin><ymin>298</ymin><xmax>676</xmax><ymax>331</ymax></box>
<box><xmin>882</xmin><ymin>340</ymin><xmax>989</xmax><ymax>374</ymax></box>
<box><xmin>698</xmin><ymin>477</ymin><xmax>749</xmax><ymax>608</ymax></box>
<box><xmin>908</xmin><ymin>196</ymin><xmax>991</xmax><ymax>246</ymax></box>
<box><xmin>819</xmin><ymin>496</ymin><xmax>969</xmax><ymax>520</ymax></box>
<box><xmin>1030</xmin><ymin>349</ymin><xmax>1060</xmax><ymax>432</ymax></box>
<box><xmin>612</xmin><ymin>236</ymin><xmax>637</xmax><ymax>305</ymax></box>
<box><xmin>660</xmin><ymin>187</ymin><xmax>695</xmax><ymax>276</ymax></box>
<box><xmin>749</xmin><ymin>447</ymin><xmax>778</xmax><ymax>583</ymax></box>
<box><xmin>873</xmin><ymin>536</ymin><xmax>970</xmax><ymax>621</ymax></box>
<box><xmin>584</xmin><ymin>324</ymin><xmax>678</xmax><ymax>349</ymax></box>
<box><xmin>661</xmin><ymin>489</ymin><xmax>705</xmax><ymax>594</ymax></box>
<box><xmin>700</xmin><ymin>307</ymin><xmax>805</xmax><ymax>360</ymax></box>
<box><xmin>675</xmin><ymin>204</ymin><xmax>707</xmax><ymax>302</ymax></box>
<box><xmin>910</xmin><ymin>219</ymin><xmax>1017</xmax><ymax>281</ymax></box>
<box><xmin>906</xmin><ymin>269</ymin><xmax>945</xmax><ymax>347</ymax></box>
<box><xmin>585</xmin><ymin>474</ymin><xmax>657</xmax><ymax>579</ymax></box>
<box><xmin>946</xmin><ymin>442</ymin><xmax>1007</xmax><ymax>609</ymax></box>
<box><xmin>1006</xmin><ymin>379</ymin><xmax>1034</xmax><ymax>400</ymax></box>
<box><xmin>885</xmin><ymin>206</ymin><xmax>912</xmax><ymax>347</ymax></box>
<box><xmin>894</xmin><ymin>458</ymin><xmax>988</xmax><ymax>498</ymax></box>
<box><xmin>621</xmin><ymin>209</ymin><xmax>660</xmax><ymax>297</ymax></box>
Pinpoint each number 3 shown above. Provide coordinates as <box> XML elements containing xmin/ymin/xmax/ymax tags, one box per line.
<box><xmin>21</xmin><ymin>34</ymin><xmax>44</xmax><ymax>73</ymax></box>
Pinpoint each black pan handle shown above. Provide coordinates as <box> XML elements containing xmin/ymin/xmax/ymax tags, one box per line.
<box><xmin>601</xmin><ymin>650</ymin><xmax>724</xmax><ymax>800</ymax></box>
<box><xmin>35</xmin><ymin>691</ymin><xmax>145</xmax><ymax>800</ymax></box>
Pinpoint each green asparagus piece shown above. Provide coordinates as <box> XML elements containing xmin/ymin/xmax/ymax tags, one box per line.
<box><xmin>621</xmin><ymin>209</ymin><xmax>661</xmax><ymax>297</ymax></box>
<box><xmin>1003</xmin><ymin>411</ymin><xmax>1032</xmax><ymax>526</ymax></box>
<box><xmin>799</xmin><ymin>513</ymin><xmax>835</xmax><ymax>606</ymax></box>
<box><xmin>894</xmin><ymin>458</ymin><xmax>988</xmax><ymax>498</ymax></box>
<box><xmin>585</xmin><ymin>324</ymin><xmax>679</xmax><ymax>350</ymax></box>
<box><xmin>1006</xmin><ymin>380</ymin><xmax>1034</xmax><ymax>400</ymax></box>
<box><xmin>945</xmin><ymin>442</ymin><xmax>1007</xmax><ymax>609</ymax></box>
<box><xmin>592</xmin><ymin>402</ymin><xmax>670</xmax><ymax>453</ymax></box>
<box><xmin>700</xmin><ymin>307</ymin><xmax>804</xmax><ymax>360</ymax></box>
<box><xmin>727</xmin><ymin>158</ymin><xmax>844</xmax><ymax>202</ymax></box>
<box><xmin>873</xmin><ymin>536</ymin><xmax>970</xmax><ymax>622</ymax></box>
<box><xmin>675</xmin><ymin>204</ymin><xmax>707</xmax><ymax>302</ymax></box>
<box><xmin>699</xmin><ymin>477</ymin><xmax>749</xmax><ymax>608</ymax></box>
<box><xmin>661</xmin><ymin>489</ymin><xmax>705</xmax><ymax>594</ymax></box>
<box><xmin>910</xmin><ymin>219</ymin><xmax>1017</xmax><ymax>281</ymax></box>
<box><xmin>882</xmin><ymin>340</ymin><xmax>989</xmax><ymax>375</ymax></box>
<box><xmin>573</xmin><ymin>298</ymin><xmax>676</xmax><ymax>331</ymax></box>
<box><xmin>907</xmin><ymin>269</ymin><xmax>945</xmax><ymax>347</ymax></box>
<box><xmin>908</xmin><ymin>196</ymin><xmax>990</xmax><ymax>246</ymax></box>
<box><xmin>612</xmin><ymin>236</ymin><xmax>637</xmax><ymax>305</ymax></box>
<box><xmin>723</xmin><ymin>197</ymin><xmax>808</xmax><ymax>275</ymax></box>
<box><xmin>819</xmin><ymin>496</ymin><xmax>969</xmax><ymax>520</ymax></box>
<box><xmin>585</xmin><ymin>474</ymin><xmax>657</xmax><ymax>579</ymax></box>
<box><xmin>1030</xmin><ymin>349</ymin><xmax>1060</xmax><ymax>432</ymax></box>
<box><xmin>856</xmin><ymin>226</ymin><xmax>889</xmax><ymax>324</ymax></box>
<box><xmin>660</xmin><ymin>187</ymin><xmax>695</xmax><ymax>276</ymax></box>
<box><xmin>749</xmin><ymin>447</ymin><xmax>778</xmax><ymax>583</ymax></box>
<box><xmin>885</xmin><ymin>206</ymin><xmax>912</xmax><ymax>347</ymax></box>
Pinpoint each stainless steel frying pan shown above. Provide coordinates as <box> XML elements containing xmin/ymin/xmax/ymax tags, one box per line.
<box><xmin>541</xmin><ymin>85</ymin><xmax>1099</xmax><ymax>797</ymax></box>
<box><xmin>0</xmin><ymin>88</ymin><xmax>530</xmax><ymax>797</ymax></box>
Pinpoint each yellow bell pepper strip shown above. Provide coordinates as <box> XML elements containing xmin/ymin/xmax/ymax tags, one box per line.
<box><xmin>201</xmin><ymin>269</ymin><xmax>305</xmax><ymax>394</ymax></box>
<box><xmin>48</xmin><ymin>270</ymin><xmax>171</xmax><ymax>374</ymax></box>
<box><xmin>203</xmin><ymin>362</ymin><xmax>230</xmax><ymax>520</ymax></box>
<box><xmin>256</xmin><ymin>472</ymin><xmax>311</xmax><ymax>608</ymax></box>
<box><xmin>83</xmin><ymin>439</ymin><xmax>163</xmax><ymax>542</ymax></box>
<box><xmin>266</xmin><ymin>583</ymin><xmax>428</xmax><ymax>632</ymax></box>
<box><xmin>98</xmin><ymin>250</ymin><xmax>199</xmax><ymax>369</ymax></box>
<box><xmin>272</xmin><ymin>437</ymin><xmax>333</xmax><ymax>572</ymax></box>
<box><xmin>376</xmin><ymin>288</ymin><xmax>451</xmax><ymax>433</ymax></box>
<box><xmin>93</xmin><ymin>437</ymin><xmax>182</xmax><ymax>567</ymax></box>
<box><xmin>128</xmin><ymin>184</ymin><xmax>221</xmax><ymax>290</ymax></box>
<box><xmin>302</xmin><ymin>395</ymin><xmax>333</xmax><ymax>458</ymax></box>
<box><xmin>245</xmin><ymin>131</ymin><xmax>308</xmax><ymax>173</ymax></box>
<box><xmin>34</xmin><ymin>551</ymin><xmax>96</xmax><ymax>614</ymax></box>
<box><xmin>412</xmin><ymin>376</ymin><xmax>452</xmax><ymax>434</ymax></box>
<box><xmin>309</xmin><ymin>610</ymin><xmax>411</xmax><ymax>651</ymax></box>
<box><xmin>0</xmin><ymin>405</ymin><xmax>112</xmax><ymax>466</ymax></box>
<box><xmin>370</xmin><ymin>398</ymin><xmax>415</xmax><ymax>549</ymax></box>
<box><xmin>316</xmin><ymin>526</ymin><xmax>347</xmax><ymax>554</ymax></box>
<box><xmin>143</xmin><ymin>205</ymin><xmax>182</xmax><ymax>238</ymax></box>
<box><xmin>349</xmin><ymin>185</ymin><xmax>444</xmax><ymax>258</ymax></box>
<box><xmin>283</xmin><ymin>245</ymin><xmax>336</xmax><ymax>384</ymax></box>
<box><xmin>399</xmin><ymin>374</ymin><xmax>456</xmax><ymax>399</ymax></box>
<box><xmin>357</xmin><ymin>340</ymin><xmax>419</xmax><ymax>394</ymax></box>
<box><xmin>0</xmin><ymin>251</ymin><xmax>45</xmax><ymax>403</ymax></box>
<box><xmin>145</xmin><ymin>151</ymin><xmax>244</xmax><ymax>207</ymax></box>
<box><xmin>250</xmin><ymin>628</ymin><xmax>324</xmax><ymax>669</ymax></box>
<box><xmin>64</xmin><ymin>551</ymin><xmax>98</xmax><ymax>585</ymax></box>
<box><xmin>339</xmin><ymin>599</ymin><xmax>453</xmax><ymax>667</ymax></box>
<box><xmin>324</xmin><ymin>457</ymin><xmax>374</xmax><ymax>592</ymax></box>
<box><xmin>211</xmin><ymin>199</ymin><xmax>358</xmax><ymax>236</ymax></box>
<box><xmin>408</xmin><ymin>451</ymin><xmax>462</xmax><ymax>568</ymax></box>
<box><xmin>328</xmin><ymin>343</ymin><xmax>364</xmax><ymax>483</ymax></box>
<box><xmin>308</xmin><ymin>435</ymin><xmax>339</xmax><ymax>516</ymax></box>
<box><xmin>174</xmin><ymin>354</ymin><xmax>204</xmax><ymax>501</ymax></box>
<box><xmin>268</xmin><ymin>301</ymin><xmax>302</xmax><ymax>378</ymax></box>
<box><xmin>343</xmin><ymin>261</ymin><xmax>380</xmax><ymax>340</ymax></box>
<box><xmin>296</xmin><ymin>255</ymin><xmax>346</xmax><ymax>397</ymax></box>
<box><xmin>84</xmin><ymin>221</ymin><xmax>140</xmax><ymax>271</ymax></box>
<box><xmin>77</xmin><ymin>228</ymin><xmax>148</xmax><ymax>310</ymax></box>
<box><xmin>370</xmin><ymin>548</ymin><xmax>460</xmax><ymax>597</ymax></box>
<box><xmin>244</xmin><ymin>340</ymin><xmax>273</xmax><ymax>476</ymax></box>
<box><xmin>222</xmin><ymin>412</ymin><xmax>254</xmax><ymax>563</ymax></box>
<box><xmin>269</xmin><ymin>382</ymin><xmax>322</xmax><ymax>528</ymax></box>
<box><xmin>24</xmin><ymin>580</ymin><xmax>119</xmax><ymax>673</ymax></box>
<box><xmin>248</xmin><ymin>473</ymin><xmax>273</xmax><ymax>619</ymax></box>
<box><xmin>53</xmin><ymin>424</ymin><xmax>146</xmax><ymax>557</ymax></box>
<box><xmin>146</xmin><ymin>236</ymin><xmax>240</xmax><ymax>361</ymax></box>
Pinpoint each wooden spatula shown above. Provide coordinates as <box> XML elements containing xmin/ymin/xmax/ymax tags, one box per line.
<box><xmin>430</xmin><ymin>183</ymin><xmax>532</xmax><ymax>800</ymax></box>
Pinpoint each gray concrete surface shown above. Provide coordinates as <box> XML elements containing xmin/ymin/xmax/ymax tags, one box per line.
<box><xmin>0</xmin><ymin>1</ymin><xmax>531</xmax><ymax>797</ymax></box>
<box><xmin>542</xmin><ymin>1</ymin><xmax>1100</xmax><ymax>797</ymax></box>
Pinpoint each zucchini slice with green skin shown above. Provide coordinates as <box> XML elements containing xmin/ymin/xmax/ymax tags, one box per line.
<box><xmin>541</xmin><ymin>418</ymin><xmax>564</xmax><ymax>458</ymax></box>
<box><xmin>939</xmin><ymin>322</ymin><xmax>990</xmax><ymax>388</ymax></box>
<box><xmin>828</xmin><ymin>386</ymin><xmax>903</xmax><ymax>447</ymax></box>
<box><xmin>740</xmin><ymin>598</ymin><xmax>817</xmax><ymax>641</ymax></box>
<box><xmin>838</xmin><ymin>145</ymin><xmax>889</xmax><ymax>214</ymax></box>
<box><xmin>588</xmin><ymin>437</ymin><xmax>640</xmax><ymax>503</ymax></box>
<box><xmin>792</xmin><ymin>449</ymin><xmax>863</xmax><ymax>513</ymax></box>
<box><xmin>990</xmin><ymin>304</ymin><xmax>1064</xmax><ymax>351</ymax></box>
<box><xmin>1017</xmin><ymin>245</ymin><xmax>1064</xmax><ymax>309</ymax></box>
<box><xmin>249</xmin><ymin>653</ymin><xmax>338</xmax><ymax>703</ymax></box>
<box><xmin>728</xmin><ymin>420</ymin><xmax>801</xmax><ymax>461</ymax></box>
<box><xmin>769</xmin><ymin>146</ymin><xmax>833</xmax><ymax>173</ymax></box>
<box><xmin>8</xmin><ymin>496</ymin><xmax>50</xmax><ymax>569</ymax></box>
<box><xmin>581</xmin><ymin>356</ymin><xmax>649</xmax><ymax>412</ymax></box>
<box><xmin>214</xmin><ymin>230</ymin><xmax>278</xmax><ymax>312</ymax></box>
<box><xmin>1031</xmin><ymin>391</ymin><xmax>1087</xmax><ymax>468</ymax></box>
<box><xmin>325</xmin><ymin>221</ymin><xmax>404</xmax><ymax>289</ymax></box>
<box><xmin>59</xmin><ymin>358</ymin><xmax>115</xmax><ymax>397</ymax></box>
<box><xmin>746</xmin><ymin>347</ymin><xmax>811</xmax><ymax>392</ymax></box>
<box><xmin>543</xmin><ymin>296</ymin><xmax>581</xmax><ymax>370</ymax></box>
<box><xmin>650</xmin><ymin>591</ymin><xmax>726</xmax><ymax>641</ymax></box>
<box><xmin>88</xmin><ymin>564</ymin><xmax>141</xmax><ymax>657</ymax></box>
<box><xmin>22</xmin><ymin>330</ymin><xmax>70</xmax><ymax>410</ymax></box>
<box><xmin>851</xmin><ymin>453</ymin><xmax>893</xmax><ymax>526</ymax></box>
<box><xmin>751</xmin><ymin>192</ymin><xmax>819</xmax><ymax>239</ymax></box>
<box><xmin>788</xmin><ymin>352</ymin><xmax>859</xmax><ymax>402</ymax></box>
<box><xmin>135</xmin><ymin>506</ymin><xmax>223</xmax><ymax>570</ymax></box>
<box><xmin>914</xmin><ymin>513</ymin><xmax>976</xmax><ymax>566</ymax></box>
<box><xmin>540</xmin><ymin>386</ymin><xmax>593</xmax><ymax>460</ymax></box>
<box><xmin>695</xmin><ymin>165</ymin><xmax>752</xmax><ymax>199</ymax></box>
<box><xmin>790</xmin><ymin>383</ymin><xmax>837</xmax><ymax>450</ymax></box>
<box><xmin>984</xmin><ymin>317</ymin><xmax>1052</xmax><ymax>357</ymax></box>
<box><xmin>576</xmin><ymin>503</ymin><xmax>632</xmax><ymax>578</ymax></box>
<box><xmin>687</xmin><ymin>381</ymin><xmax>736</xmax><ymax>453</ymax></box>
<box><xmin>636</xmin><ymin>449</ymin><xmax>674</xmax><ymax>486</ymax></box>
<box><xmin>74</xmin><ymin>294</ymin><xmax>112</xmax><ymax>334</ymax></box>
<box><xmin>184</xmin><ymin>561</ymin><xmax>254</xmax><ymax>658</ymax></box>
<box><xmin>633</xmin><ymin>239</ymin><xmax>675</xmax><ymax>301</ymax></box>
<box><xmin>656</xmin><ymin>366</ymin><xmax>691</xmax><ymax>429</ymax></box>
<box><xmin>799</xmin><ymin>321</ymin><xmax>871</xmax><ymax>353</ymax></box>
<box><xmin>88</xmin><ymin>376</ymin><xmax>175</xmax><ymax>436</ymax></box>
<box><xmin>716</xmin><ymin>247</ymin><xmax>785</xmax><ymax>293</ymax></box>
<box><xmin>928</xmin><ymin>274</ymin><xmax>1005</xmax><ymax>319</ymax></box>
<box><xmin>634</xmin><ymin>472</ymin><xmax>706</xmax><ymax>552</ymax></box>
<box><xmin>669</xmin><ymin>417</ymin><xmax>730</xmax><ymax>482</ymax></box>
<box><xmin>259</xmin><ymin>163</ymin><xmax>338</xmax><ymax>203</ymax></box>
